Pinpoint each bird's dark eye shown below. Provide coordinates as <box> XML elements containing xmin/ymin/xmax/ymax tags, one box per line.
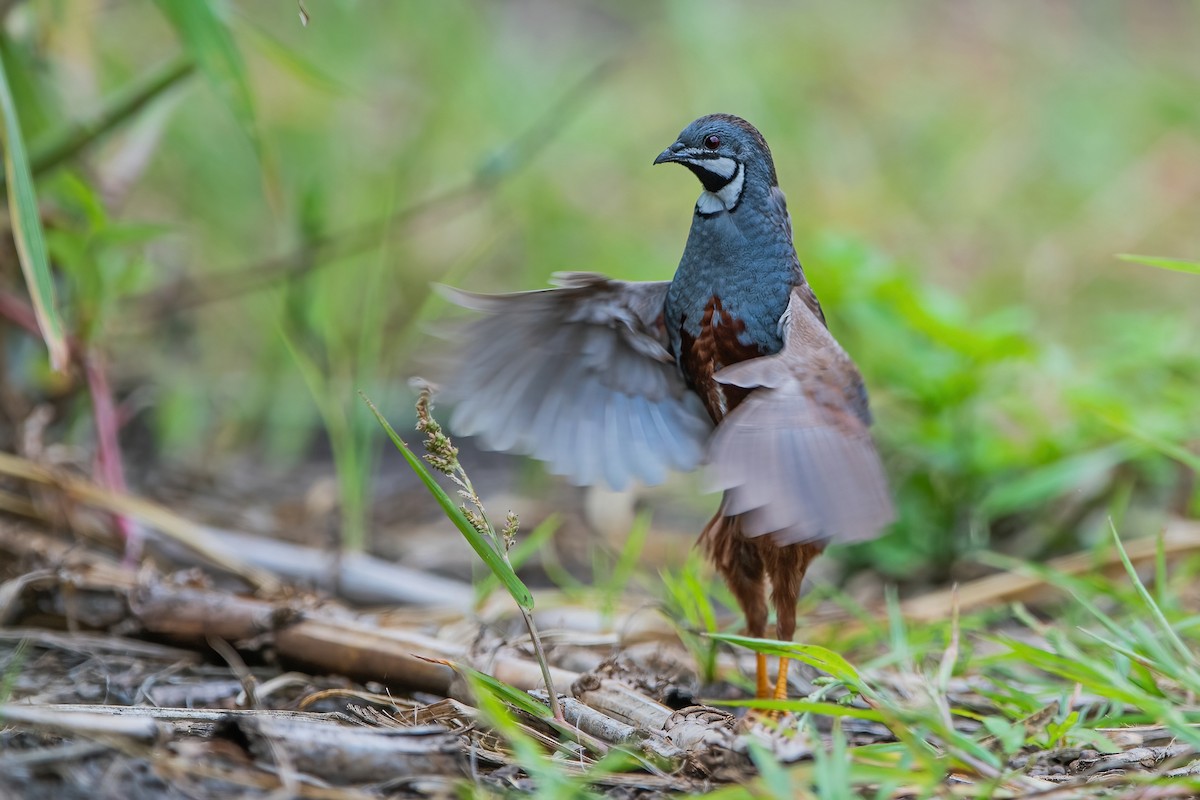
<box><xmin>704</xmin><ymin>135</ymin><xmax>720</xmax><ymax>150</ymax></box>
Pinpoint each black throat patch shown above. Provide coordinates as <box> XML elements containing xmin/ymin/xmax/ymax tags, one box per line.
<box><xmin>683</xmin><ymin>161</ymin><xmax>737</xmax><ymax>194</ymax></box>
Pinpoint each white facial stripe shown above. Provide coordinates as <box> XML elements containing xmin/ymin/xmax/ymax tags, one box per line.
<box><xmin>681</xmin><ymin>155</ymin><xmax>738</xmax><ymax>180</ymax></box>
<box><xmin>695</xmin><ymin>163</ymin><xmax>745</xmax><ymax>214</ymax></box>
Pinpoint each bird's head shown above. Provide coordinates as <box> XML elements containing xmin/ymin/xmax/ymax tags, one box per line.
<box><xmin>653</xmin><ymin>114</ymin><xmax>778</xmax><ymax>214</ymax></box>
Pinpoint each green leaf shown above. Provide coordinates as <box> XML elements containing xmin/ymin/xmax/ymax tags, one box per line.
<box><xmin>457</xmin><ymin>663</ymin><xmax>550</xmax><ymax>719</ymax></box>
<box><xmin>152</xmin><ymin>1</ymin><xmax>262</xmax><ymax>156</ymax></box>
<box><xmin>707</xmin><ymin>633</ymin><xmax>862</xmax><ymax>684</ymax></box>
<box><xmin>19</xmin><ymin>53</ymin><xmax>193</xmax><ymax>184</ymax></box>
<box><xmin>238</xmin><ymin>17</ymin><xmax>349</xmax><ymax>95</ymax></box>
<box><xmin>744</xmin><ymin>739</ymin><xmax>794</xmax><ymax>799</ymax></box>
<box><xmin>996</xmin><ymin>637</ymin><xmax>1147</xmax><ymax>707</ymax></box>
<box><xmin>1108</xmin><ymin>519</ymin><xmax>1197</xmax><ymax>670</ymax></box>
<box><xmin>1117</xmin><ymin>253</ymin><xmax>1200</xmax><ymax>276</ymax></box>
<box><xmin>705</xmin><ymin>697</ymin><xmax>885</xmax><ymax>722</ymax></box>
<box><xmin>361</xmin><ymin>393</ymin><xmax>535</xmax><ymax>609</ymax></box>
<box><xmin>473</xmin><ymin>513</ymin><xmax>559</xmax><ymax>605</ymax></box>
<box><xmin>1100</xmin><ymin>414</ymin><xmax>1200</xmax><ymax>472</ymax></box>
<box><xmin>812</xmin><ymin>718</ymin><xmax>852</xmax><ymax>795</ymax></box>
<box><xmin>980</xmin><ymin>716</ymin><xmax>1025</xmax><ymax>754</ymax></box>
<box><xmin>0</xmin><ymin>52</ymin><xmax>68</xmax><ymax>371</ymax></box>
<box><xmin>1044</xmin><ymin>711</ymin><xmax>1080</xmax><ymax>748</ymax></box>
<box><xmin>979</xmin><ymin>445</ymin><xmax>1129</xmax><ymax>518</ymax></box>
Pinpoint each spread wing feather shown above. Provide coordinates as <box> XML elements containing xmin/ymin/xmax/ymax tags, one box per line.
<box><xmin>705</xmin><ymin>288</ymin><xmax>893</xmax><ymax>546</ymax></box>
<box><xmin>441</xmin><ymin>273</ymin><xmax>712</xmax><ymax>490</ymax></box>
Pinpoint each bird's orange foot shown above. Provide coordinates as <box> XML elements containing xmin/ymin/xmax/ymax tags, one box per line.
<box><xmin>739</xmin><ymin>655</ymin><xmax>793</xmax><ymax>727</ymax></box>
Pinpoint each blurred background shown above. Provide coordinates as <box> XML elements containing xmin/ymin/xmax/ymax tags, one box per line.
<box><xmin>2</xmin><ymin>1</ymin><xmax>1198</xmax><ymax>594</ymax></box>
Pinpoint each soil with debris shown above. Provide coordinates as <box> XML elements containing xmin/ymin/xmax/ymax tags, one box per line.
<box><xmin>3</xmin><ymin>461</ymin><xmax>1200</xmax><ymax>798</ymax></box>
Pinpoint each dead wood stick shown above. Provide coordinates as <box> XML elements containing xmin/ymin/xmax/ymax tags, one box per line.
<box><xmin>153</xmin><ymin>753</ymin><xmax>381</xmax><ymax>800</ymax></box>
<box><xmin>0</xmin><ymin>703</ymin><xmax>167</xmax><ymax>742</ymax></box>
<box><xmin>0</xmin><ymin>522</ymin><xmax>132</xmax><ymax>586</ymax></box>
<box><xmin>273</xmin><ymin>616</ymin><xmax>460</xmax><ymax>694</ymax></box>
<box><xmin>0</xmin><ymin>741</ymin><xmax>112</xmax><ymax>770</ymax></box>
<box><xmin>0</xmin><ymin>539</ymin><xmax>458</xmax><ymax>694</ymax></box>
<box><xmin>572</xmin><ymin>676</ymin><xmax>674</xmax><ymax>732</ymax></box>
<box><xmin>0</xmin><ymin>628</ymin><xmax>199</xmax><ymax>661</ymax></box>
<box><xmin>164</xmin><ymin>526</ymin><xmax>475</xmax><ymax>608</ymax></box>
<box><xmin>0</xmin><ymin>704</ymin><xmax>465</xmax><ymax>792</ymax></box>
<box><xmin>1</xmin><ymin>546</ymin><xmax>589</xmax><ymax>699</ymax></box>
<box><xmin>130</xmin><ymin>583</ymin><xmax>303</xmax><ymax>642</ymax></box>
<box><xmin>0</xmin><ymin>704</ymin><xmax>465</xmax><ymax>782</ymax></box>
<box><xmin>552</xmin><ymin>696</ymin><xmax>683</xmax><ymax>761</ymax></box>
<box><xmin>0</xmin><ymin>452</ymin><xmax>471</xmax><ymax>608</ymax></box>
<box><xmin>127</xmin><ymin>583</ymin><xmax>460</xmax><ymax>694</ymax></box>
<box><xmin>570</xmin><ymin>678</ymin><xmax>736</xmax><ymax>758</ymax></box>
<box><xmin>0</xmin><ymin>704</ymin><xmax>346</xmax><ymax>737</ymax></box>
<box><xmin>556</xmin><ymin>696</ymin><xmax>639</xmax><ymax>744</ymax></box>
<box><xmin>1096</xmin><ymin>723</ymin><xmax>1200</xmax><ymax>748</ymax></box>
<box><xmin>489</xmin><ymin>654</ymin><xmax>580</xmax><ymax>695</ymax></box>
<box><xmin>131</xmin><ymin>584</ymin><xmax>587</xmax><ymax>696</ymax></box>
<box><xmin>234</xmin><ymin>714</ymin><xmax>465</xmax><ymax>783</ymax></box>
<box><xmin>0</xmin><ymin>452</ymin><xmax>280</xmax><ymax>592</ymax></box>
<box><xmin>900</xmin><ymin>518</ymin><xmax>1200</xmax><ymax>623</ymax></box>
<box><xmin>1078</xmin><ymin>744</ymin><xmax>1195</xmax><ymax>776</ymax></box>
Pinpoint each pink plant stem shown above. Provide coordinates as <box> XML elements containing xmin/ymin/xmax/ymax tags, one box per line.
<box><xmin>83</xmin><ymin>351</ymin><xmax>140</xmax><ymax>563</ymax></box>
<box><xmin>0</xmin><ymin>289</ymin><xmax>41</xmax><ymax>336</ymax></box>
<box><xmin>0</xmin><ymin>289</ymin><xmax>140</xmax><ymax>561</ymax></box>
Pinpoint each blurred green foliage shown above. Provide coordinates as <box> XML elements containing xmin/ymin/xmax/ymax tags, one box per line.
<box><xmin>814</xmin><ymin>237</ymin><xmax>1199</xmax><ymax>578</ymax></box>
<box><xmin>1</xmin><ymin>2</ymin><xmax>1197</xmax><ymax>573</ymax></box>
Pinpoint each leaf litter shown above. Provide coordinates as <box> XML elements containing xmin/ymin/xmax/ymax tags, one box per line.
<box><xmin>3</xmin><ymin>443</ymin><xmax>1200</xmax><ymax>798</ymax></box>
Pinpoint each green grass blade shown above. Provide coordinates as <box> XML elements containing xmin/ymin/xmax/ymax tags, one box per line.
<box><xmin>608</xmin><ymin>508</ymin><xmax>651</xmax><ymax>597</ymax></box>
<box><xmin>682</xmin><ymin>559</ymin><xmax>719</xmax><ymax>635</ymax></box>
<box><xmin>277</xmin><ymin>320</ymin><xmax>366</xmax><ymax>551</ymax></box>
<box><xmin>361</xmin><ymin>393</ymin><xmax>535</xmax><ymax>609</ymax></box>
<box><xmin>0</xmin><ymin>54</ymin><xmax>68</xmax><ymax>371</ymax></box>
<box><xmin>815</xmin><ymin>718</ymin><xmax>851</xmax><ymax>795</ymax></box>
<box><xmin>238</xmin><ymin>17</ymin><xmax>349</xmax><ymax>94</ymax></box>
<box><xmin>461</xmin><ymin>669</ymin><xmax>578</xmax><ymax>795</ymax></box>
<box><xmin>997</xmin><ymin>636</ymin><xmax>1147</xmax><ymax>707</ymax></box>
<box><xmin>473</xmin><ymin>514</ymin><xmax>559</xmax><ymax>605</ymax></box>
<box><xmin>457</xmin><ymin>662</ymin><xmax>550</xmax><ymax>719</ymax></box>
<box><xmin>707</xmin><ymin>633</ymin><xmax>862</xmax><ymax>684</ymax></box>
<box><xmin>705</xmin><ymin>697</ymin><xmax>885</xmax><ymax>722</ymax></box>
<box><xmin>745</xmin><ymin>739</ymin><xmax>795</xmax><ymax>799</ymax></box>
<box><xmin>1100</xmin><ymin>415</ymin><xmax>1200</xmax><ymax>471</ymax></box>
<box><xmin>152</xmin><ymin>1</ymin><xmax>262</xmax><ymax>157</ymax></box>
<box><xmin>20</xmin><ymin>53</ymin><xmax>193</xmax><ymax>184</ymax></box>
<box><xmin>1117</xmin><ymin>253</ymin><xmax>1200</xmax><ymax>276</ymax></box>
<box><xmin>1108</xmin><ymin>519</ymin><xmax>1195</xmax><ymax>668</ymax></box>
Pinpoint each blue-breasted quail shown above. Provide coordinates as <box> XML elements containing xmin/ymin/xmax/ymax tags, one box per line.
<box><xmin>443</xmin><ymin>114</ymin><xmax>893</xmax><ymax>699</ymax></box>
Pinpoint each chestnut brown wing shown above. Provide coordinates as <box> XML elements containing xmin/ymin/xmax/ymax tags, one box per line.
<box><xmin>703</xmin><ymin>288</ymin><xmax>893</xmax><ymax>546</ymax></box>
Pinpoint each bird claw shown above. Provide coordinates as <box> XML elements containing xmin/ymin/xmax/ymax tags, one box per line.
<box><xmin>738</xmin><ymin>706</ymin><xmax>797</xmax><ymax>734</ymax></box>
<box><xmin>740</xmin><ymin>707</ymin><xmax>778</xmax><ymax>728</ymax></box>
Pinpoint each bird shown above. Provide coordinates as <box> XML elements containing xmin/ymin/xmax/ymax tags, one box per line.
<box><xmin>440</xmin><ymin>114</ymin><xmax>893</xmax><ymax>702</ymax></box>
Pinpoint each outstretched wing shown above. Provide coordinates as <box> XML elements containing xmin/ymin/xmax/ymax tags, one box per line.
<box><xmin>704</xmin><ymin>287</ymin><xmax>893</xmax><ymax>546</ymax></box>
<box><xmin>440</xmin><ymin>273</ymin><xmax>712</xmax><ymax>490</ymax></box>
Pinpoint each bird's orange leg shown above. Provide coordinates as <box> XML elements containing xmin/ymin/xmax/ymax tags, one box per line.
<box><xmin>769</xmin><ymin>602</ymin><xmax>799</xmax><ymax>703</ymax></box>
<box><xmin>755</xmin><ymin>653</ymin><xmax>771</xmax><ymax>698</ymax></box>
<box><xmin>705</xmin><ymin>516</ymin><xmax>777</xmax><ymax>705</ymax></box>
<box><xmin>772</xmin><ymin>656</ymin><xmax>791</xmax><ymax>700</ymax></box>
<box><xmin>769</xmin><ymin>542</ymin><xmax>818</xmax><ymax>704</ymax></box>
<box><xmin>715</xmin><ymin>529</ymin><xmax>769</xmax><ymax>698</ymax></box>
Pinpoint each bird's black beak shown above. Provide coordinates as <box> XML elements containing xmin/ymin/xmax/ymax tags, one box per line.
<box><xmin>653</xmin><ymin>141</ymin><xmax>686</xmax><ymax>165</ymax></box>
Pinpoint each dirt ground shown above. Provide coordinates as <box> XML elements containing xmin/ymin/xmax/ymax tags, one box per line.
<box><xmin>2</xmin><ymin>456</ymin><xmax>1199</xmax><ymax>798</ymax></box>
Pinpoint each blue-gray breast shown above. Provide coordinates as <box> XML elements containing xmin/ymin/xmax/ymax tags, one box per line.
<box><xmin>439</xmin><ymin>114</ymin><xmax>893</xmax><ymax>701</ymax></box>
